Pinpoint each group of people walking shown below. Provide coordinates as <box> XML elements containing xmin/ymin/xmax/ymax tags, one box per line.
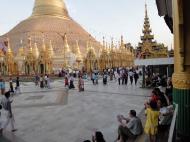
<box><xmin>0</xmin><ymin>77</ymin><xmax>21</xmax><ymax>96</ymax></box>
<box><xmin>64</xmin><ymin>73</ymin><xmax>84</xmax><ymax>92</ymax></box>
<box><xmin>91</xmin><ymin>73</ymin><xmax>99</xmax><ymax>85</ymax></box>
<box><xmin>35</xmin><ymin>74</ymin><xmax>51</xmax><ymax>89</ymax></box>
<box><xmin>116</xmin><ymin>68</ymin><xmax>139</xmax><ymax>86</ymax></box>
<box><xmin>89</xmin><ymin>67</ymin><xmax>140</xmax><ymax>86</ymax></box>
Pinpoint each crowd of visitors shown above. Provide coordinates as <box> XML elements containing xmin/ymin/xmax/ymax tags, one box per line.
<box><xmin>0</xmin><ymin>66</ymin><xmax>174</xmax><ymax>141</ymax></box>
<box><xmin>63</xmin><ymin>71</ymin><xmax>85</xmax><ymax>91</ymax></box>
<box><xmin>143</xmin><ymin>78</ymin><xmax>174</xmax><ymax>142</ymax></box>
<box><xmin>81</xmin><ymin>69</ymin><xmax>174</xmax><ymax>142</ymax></box>
<box><xmin>145</xmin><ymin>73</ymin><xmax>168</xmax><ymax>88</ymax></box>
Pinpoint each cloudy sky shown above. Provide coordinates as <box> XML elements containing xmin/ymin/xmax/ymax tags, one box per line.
<box><xmin>0</xmin><ymin>0</ymin><xmax>173</xmax><ymax>48</ymax></box>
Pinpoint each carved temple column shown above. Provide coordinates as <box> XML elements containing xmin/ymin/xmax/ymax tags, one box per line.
<box><xmin>172</xmin><ymin>0</ymin><xmax>190</xmax><ymax>138</ymax></box>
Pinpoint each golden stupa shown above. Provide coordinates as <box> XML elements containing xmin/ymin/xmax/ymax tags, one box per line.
<box><xmin>0</xmin><ymin>0</ymin><xmax>100</xmax><ymax>54</ymax></box>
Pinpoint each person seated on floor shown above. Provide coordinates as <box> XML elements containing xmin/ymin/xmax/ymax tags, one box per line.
<box><xmin>92</xmin><ymin>131</ymin><xmax>106</xmax><ymax>142</ymax></box>
<box><xmin>155</xmin><ymin>87</ymin><xmax>169</xmax><ymax>107</ymax></box>
<box><xmin>150</xmin><ymin>90</ymin><xmax>159</xmax><ymax>103</ymax></box>
<box><xmin>83</xmin><ymin>140</ymin><xmax>91</xmax><ymax>142</ymax></box>
<box><xmin>157</xmin><ymin>100</ymin><xmax>174</xmax><ymax>128</ymax></box>
<box><xmin>116</xmin><ymin>110</ymin><xmax>143</xmax><ymax>142</ymax></box>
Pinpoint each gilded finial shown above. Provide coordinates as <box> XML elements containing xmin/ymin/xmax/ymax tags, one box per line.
<box><xmin>145</xmin><ymin>1</ymin><xmax>148</xmax><ymax>18</ymax></box>
<box><xmin>42</xmin><ymin>36</ymin><xmax>46</xmax><ymax>51</ymax></box>
<box><xmin>48</xmin><ymin>40</ymin><xmax>54</xmax><ymax>57</ymax></box>
<box><xmin>76</xmin><ymin>41</ymin><xmax>82</xmax><ymax>61</ymax></box>
<box><xmin>17</xmin><ymin>39</ymin><xmax>25</xmax><ymax>57</ymax></box>
<box><xmin>33</xmin><ymin>42</ymin><xmax>39</xmax><ymax>59</ymax></box>
<box><xmin>103</xmin><ymin>37</ymin><xmax>105</xmax><ymax>47</ymax></box>
<box><xmin>121</xmin><ymin>35</ymin><xmax>124</xmax><ymax>48</ymax></box>
<box><xmin>72</xmin><ymin>40</ymin><xmax>78</xmax><ymax>54</ymax></box>
<box><xmin>118</xmin><ymin>41</ymin><xmax>121</xmax><ymax>49</ymax></box>
<box><xmin>111</xmin><ymin>37</ymin><xmax>114</xmax><ymax>49</ymax></box>
<box><xmin>6</xmin><ymin>38</ymin><xmax>13</xmax><ymax>55</ymax></box>
<box><xmin>64</xmin><ymin>33</ymin><xmax>70</xmax><ymax>53</ymax></box>
<box><xmin>27</xmin><ymin>37</ymin><xmax>33</xmax><ymax>54</ymax></box>
<box><xmin>75</xmin><ymin>40</ymin><xmax>80</xmax><ymax>54</ymax></box>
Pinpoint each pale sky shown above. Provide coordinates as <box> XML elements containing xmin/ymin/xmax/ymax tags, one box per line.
<box><xmin>0</xmin><ymin>0</ymin><xmax>173</xmax><ymax>48</ymax></box>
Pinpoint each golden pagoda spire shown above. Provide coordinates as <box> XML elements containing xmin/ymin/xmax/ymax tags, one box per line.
<box><xmin>48</xmin><ymin>40</ymin><xmax>54</xmax><ymax>57</ymax></box>
<box><xmin>7</xmin><ymin>38</ymin><xmax>13</xmax><ymax>55</ymax></box>
<box><xmin>72</xmin><ymin>40</ymin><xmax>78</xmax><ymax>55</ymax></box>
<box><xmin>111</xmin><ymin>38</ymin><xmax>114</xmax><ymax>50</ymax></box>
<box><xmin>76</xmin><ymin>40</ymin><xmax>80</xmax><ymax>54</ymax></box>
<box><xmin>120</xmin><ymin>35</ymin><xmax>125</xmax><ymax>49</ymax></box>
<box><xmin>115</xmin><ymin>42</ymin><xmax>118</xmax><ymax>52</ymax></box>
<box><xmin>42</xmin><ymin>37</ymin><xmax>46</xmax><ymax>51</ymax></box>
<box><xmin>18</xmin><ymin>39</ymin><xmax>25</xmax><ymax>57</ymax></box>
<box><xmin>118</xmin><ymin>40</ymin><xmax>121</xmax><ymax>50</ymax></box>
<box><xmin>105</xmin><ymin>42</ymin><xmax>108</xmax><ymax>52</ymax></box>
<box><xmin>33</xmin><ymin>42</ymin><xmax>39</xmax><ymax>59</ymax></box>
<box><xmin>107</xmin><ymin>43</ymin><xmax>111</xmax><ymax>53</ymax></box>
<box><xmin>64</xmin><ymin>33</ymin><xmax>71</xmax><ymax>53</ymax></box>
<box><xmin>89</xmin><ymin>40</ymin><xmax>96</xmax><ymax>55</ymax></box>
<box><xmin>143</xmin><ymin>2</ymin><xmax>152</xmax><ymax>39</ymax></box>
<box><xmin>0</xmin><ymin>44</ymin><xmax>5</xmax><ymax>57</ymax></box>
<box><xmin>28</xmin><ymin>37</ymin><xmax>33</xmax><ymax>54</ymax></box>
<box><xmin>103</xmin><ymin>37</ymin><xmax>105</xmax><ymax>48</ymax></box>
<box><xmin>31</xmin><ymin>0</ymin><xmax>69</xmax><ymax>18</ymax></box>
<box><xmin>145</xmin><ymin>2</ymin><xmax>148</xmax><ymax>19</ymax></box>
<box><xmin>76</xmin><ymin>40</ymin><xmax>82</xmax><ymax>61</ymax></box>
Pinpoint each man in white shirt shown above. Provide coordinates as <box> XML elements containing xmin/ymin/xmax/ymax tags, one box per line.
<box><xmin>1</xmin><ymin>91</ymin><xmax>17</xmax><ymax>132</ymax></box>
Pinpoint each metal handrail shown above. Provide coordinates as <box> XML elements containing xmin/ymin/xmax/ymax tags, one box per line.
<box><xmin>168</xmin><ymin>104</ymin><xmax>178</xmax><ymax>142</ymax></box>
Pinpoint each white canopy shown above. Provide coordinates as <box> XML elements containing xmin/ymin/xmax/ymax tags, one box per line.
<box><xmin>134</xmin><ymin>57</ymin><xmax>174</xmax><ymax>66</ymax></box>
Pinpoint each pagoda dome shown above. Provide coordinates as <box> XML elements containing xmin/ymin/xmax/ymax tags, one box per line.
<box><xmin>0</xmin><ymin>0</ymin><xmax>101</xmax><ymax>55</ymax></box>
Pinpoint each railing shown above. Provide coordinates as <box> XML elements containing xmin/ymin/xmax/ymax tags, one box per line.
<box><xmin>168</xmin><ymin>104</ymin><xmax>178</xmax><ymax>142</ymax></box>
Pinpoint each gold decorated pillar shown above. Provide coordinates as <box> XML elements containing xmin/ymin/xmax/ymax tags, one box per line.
<box><xmin>5</xmin><ymin>38</ymin><xmax>15</xmax><ymax>75</ymax></box>
<box><xmin>172</xmin><ymin>0</ymin><xmax>190</xmax><ymax>138</ymax></box>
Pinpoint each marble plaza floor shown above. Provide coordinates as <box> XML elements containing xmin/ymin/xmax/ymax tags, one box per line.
<box><xmin>0</xmin><ymin>78</ymin><xmax>151</xmax><ymax>142</ymax></box>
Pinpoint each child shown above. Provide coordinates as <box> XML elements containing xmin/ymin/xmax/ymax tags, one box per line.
<box><xmin>78</xmin><ymin>77</ymin><xmax>84</xmax><ymax>92</ymax></box>
<box><xmin>144</xmin><ymin>101</ymin><xmax>160</xmax><ymax>142</ymax></box>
